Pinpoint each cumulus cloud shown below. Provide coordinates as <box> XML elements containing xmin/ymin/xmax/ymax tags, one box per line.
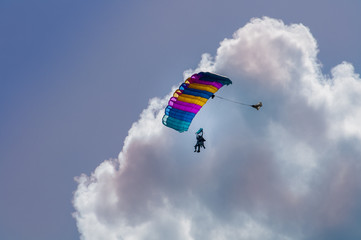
<box><xmin>73</xmin><ymin>17</ymin><xmax>361</xmax><ymax>240</ymax></box>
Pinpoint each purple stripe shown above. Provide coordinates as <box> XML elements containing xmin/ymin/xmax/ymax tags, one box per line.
<box><xmin>190</xmin><ymin>73</ymin><xmax>200</xmax><ymax>80</ymax></box>
<box><xmin>188</xmin><ymin>78</ymin><xmax>223</xmax><ymax>89</ymax></box>
<box><xmin>169</xmin><ymin>98</ymin><xmax>202</xmax><ymax>114</ymax></box>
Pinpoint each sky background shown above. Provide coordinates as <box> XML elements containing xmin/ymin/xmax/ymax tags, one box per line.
<box><xmin>1</xmin><ymin>1</ymin><xmax>361</xmax><ymax>240</ymax></box>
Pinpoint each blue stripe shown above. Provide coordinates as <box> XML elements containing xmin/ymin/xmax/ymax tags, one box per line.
<box><xmin>179</xmin><ymin>83</ymin><xmax>213</xmax><ymax>99</ymax></box>
<box><xmin>165</xmin><ymin>106</ymin><xmax>195</xmax><ymax>122</ymax></box>
<box><xmin>162</xmin><ymin>115</ymin><xmax>191</xmax><ymax>132</ymax></box>
<box><xmin>197</xmin><ymin>72</ymin><xmax>232</xmax><ymax>85</ymax></box>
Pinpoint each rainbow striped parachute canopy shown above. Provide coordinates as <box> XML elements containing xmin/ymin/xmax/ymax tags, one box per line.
<box><xmin>162</xmin><ymin>72</ymin><xmax>232</xmax><ymax>132</ymax></box>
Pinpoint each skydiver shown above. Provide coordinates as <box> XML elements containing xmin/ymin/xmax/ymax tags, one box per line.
<box><xmin>251</xmin><ymin>102</ymin><xmax>263</xmax><ymax>110</ymax></box>
<box><xmin>194</xmin><ymin>128</ymin><xmax>206</xmax><ymax>152</ymax></box>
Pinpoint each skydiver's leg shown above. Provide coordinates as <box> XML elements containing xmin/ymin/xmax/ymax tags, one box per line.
<box><xmin>194</xmin><ymin>144</ymin><xmax>198</xmax><ymax>152</ymax></box>
<box><xmin>194</xmin><ymin>143</ymin><xmax>199</xmax><ymax>152</ymax></box>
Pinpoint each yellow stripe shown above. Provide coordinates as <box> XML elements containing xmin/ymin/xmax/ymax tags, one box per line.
<box><xmin>173</xmin><ymin>90</ymin><xmax>182</xmax><ymax>98</ymax></box>
<box><xmin>177</xmin><ymin>94</ymin><xmax>208</xmax><ymax>106</ymax></box>
<box><xmin>188</xmin><ymin>83</ymin><xmax>219</xmax><ymax>93</ymax></box>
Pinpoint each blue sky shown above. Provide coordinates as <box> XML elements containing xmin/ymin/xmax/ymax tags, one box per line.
<box><xmin>1</xmin><ymin>1</ymin><xmax>361</xmax><ymax>240</ymax></box>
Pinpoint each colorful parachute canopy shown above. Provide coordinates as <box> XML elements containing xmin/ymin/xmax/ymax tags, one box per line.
<box><xmin>162</xmin><ymin>72</ymin><xmax>232</xmax><ymax>132</ymax></box>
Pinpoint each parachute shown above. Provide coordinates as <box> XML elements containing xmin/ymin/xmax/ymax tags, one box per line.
<box><xmin>162</xmin><ymin>72</ymin><xmax>232</xmax><ymax>132</ymax></box>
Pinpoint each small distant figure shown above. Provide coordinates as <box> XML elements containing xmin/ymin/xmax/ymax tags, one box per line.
<box><xmin>194</xmin><ymin>128</ymin><xmax>206</xmax><ymax>153</ymax></box>
<box><xmin>251</xmin><ymin>102</ymin><xmax>263</xmax><ymax>110</ymax></box>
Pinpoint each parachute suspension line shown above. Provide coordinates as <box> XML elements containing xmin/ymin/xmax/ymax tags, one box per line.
<box><xmin>214</xmin><ymin>95</ymin><xmax>251</xmax><ymax>106</ymax></box>
<box><xmin>214</xmin><ymin>95</ymin><xmax>263</xmax><ymax>110</ymax></box>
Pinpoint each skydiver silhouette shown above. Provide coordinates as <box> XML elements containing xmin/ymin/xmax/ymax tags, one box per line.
<box><xmin>194</xmin><ymin>128</ymin><xmax>206</xmax><ymax>152</ymax></box>
<box><xmin>251</xmin><ymin>102</ymin><xmax>263</xmax><ymax>110</ymax></box>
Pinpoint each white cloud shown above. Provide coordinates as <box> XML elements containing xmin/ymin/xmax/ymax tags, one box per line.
<box><xmin>73</xmin><ymin>17</ymin><xmax>361</xmax><ymax>240</ymax></box>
